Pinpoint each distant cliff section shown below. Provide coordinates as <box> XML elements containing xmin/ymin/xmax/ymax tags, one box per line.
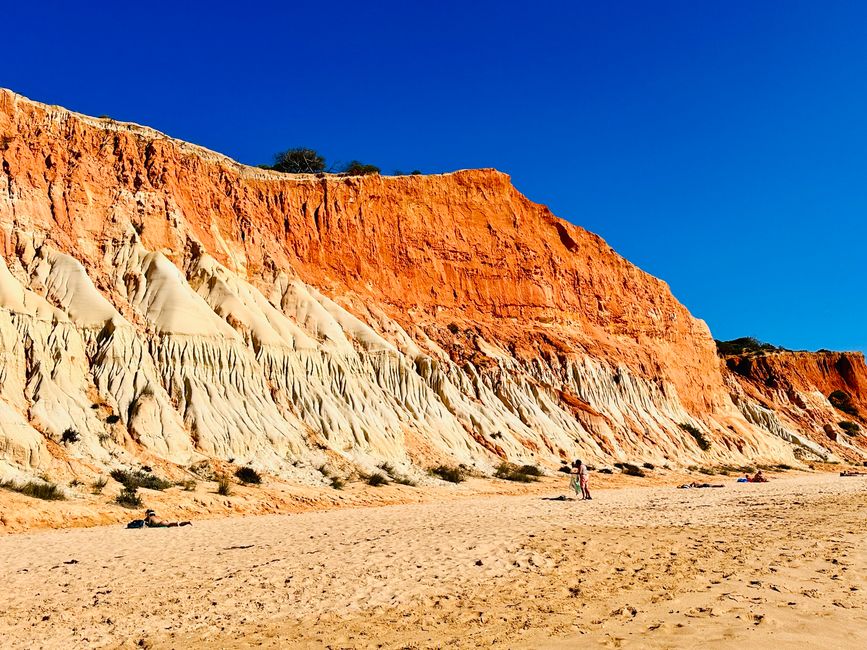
<box><xmin>0</xmin><ymin>89</ymin><xmax>863</xmax><ymax>484</ymax></box>
<box><xmin>719</xmin><ymin>339</ymin><xmax>867</xmax><ymax>463</ymax></box>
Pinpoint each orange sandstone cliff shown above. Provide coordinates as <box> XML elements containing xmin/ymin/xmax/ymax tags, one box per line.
<box><xmin>0</xmin><ymin>89</ymin><xmax>863</xmax><ymax>486</ymax></box>
<box><xmin>723</xmin><ymin>350</ymin><xmax>867</xmax><ymax>462</ymax></box>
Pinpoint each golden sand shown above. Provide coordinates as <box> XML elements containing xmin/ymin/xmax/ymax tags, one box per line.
<box><xmin>0</xmin><ymin>474</ymin><xmax>864</xmax><ymax>649</ymax></box>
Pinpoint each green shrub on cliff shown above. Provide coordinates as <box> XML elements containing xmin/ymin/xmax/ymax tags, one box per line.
<box><xmin>110</xmin><ymin>469</ymin><xmax>172</xmax><ymax>491</ymax></box>
<box><xmin>715</xmin><ymin>337</ymin><xmax>783</xmax><ymax>356</ymax></box>
<box><xmin>115</xmin><ymin>485</ymin><xmax>142</xmax><ymax>508</ymax></box>
<box><xmin>619</xmin><ymin>463</ymin><xmax>646</xmax><ymax>477</ymax></box>
<box><xmin>430</xmin><ymin>465</ymin><xmax>466</xmax><ymax>483</ymax></box>
<box><xmin>829</xmin><ymin>390</ymin><xmax>859</xmax><ymax>416</ymax></box>
<box><xmin>1</xmin><ymin>479</ymin><xmax>65</xmax><ymax>501</ymax></box>
<box><xmin>364</xmin><ymin>472</ymin><xmax>389</xmax><ymax>487</ymax></box>
<box><xmin>216</xmin><ymin>476</ymin><xmax>232</xmax><ymax>496</ymax></box>
<box><xmin>262</xmin><ymin>149</ymin><xmax>382</xmax><ymax>176</ymax></box>
<box><xmin>269</xmin><ymin>148</ymin><xmax>326</xmax><ymax>174</ymax></box>
<box><xmin>235</xmin><ymin>466</ymin><xmax>262</xmax><ymax>484</ymax></box>
<box><xmin>839</xmin><ymin>420</ymin><xmax>860</xmax><ymax>435</ymax></box>
<box><xmin>340</xmin><ymin>160</ymin><xmax>380</xmax><ymax>176</ymax></box>
<box><xmin>679</xmin><ymin>422</ymin><xmax>711</xmax><ymax>451</ymax></box>
<box><xmin>494</xmin><ymin>463</ymin><xmax>539</xmax><ymax>482</ymax></box>
<box><xmin>91</xmin><ymin>477</ymin><xmax>108</xmax><ymax>494</ymax></box>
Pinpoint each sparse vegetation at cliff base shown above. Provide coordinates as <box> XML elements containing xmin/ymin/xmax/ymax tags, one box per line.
<box><xmin>430</xmin><ymin>465</ymin><xmax>466</xmax><ymax>483</ymax></box>
<box><xmin>235</xmin><ymin>466</ymin><xmax>262</xmax><ymax>485</ymax></box>
<box><xmin>1</xmin><ymin>479</ymin><xmax>65</xmax><ymax>501</ymax></box>
<box><xmin>110</xmin><ymin>469</ymin><xmax>172</xmax><ymax>491</ymax></box>
<box><xmin>494</xmin><ymin>463</ymin><xmax>541</xmax><ymax>482</ymax></box>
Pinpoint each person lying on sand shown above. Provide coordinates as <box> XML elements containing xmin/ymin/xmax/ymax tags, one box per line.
<box><xmin>840</xmin><ymin>470</ymin><xmax>866</xmax><ymax>477</ymax></box>
<box><xmin>678</xmin><ymin>482</ymin><xmax>724</xmax><ymax>489</ymax></box>
<box><xmin>144</xmin><ymin>509</ymin><xmax>192</xmax><ymax>528</ymax></box>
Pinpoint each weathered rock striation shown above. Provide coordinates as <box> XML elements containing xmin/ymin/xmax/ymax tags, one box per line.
<box><xmin>0</xmin><ymin>89</ymin><xmax>863</xmax><ymax>483</ymax></box>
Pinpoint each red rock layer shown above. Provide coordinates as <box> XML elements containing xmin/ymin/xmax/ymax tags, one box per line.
<box><xmin>724</xmin><ymin>351</ymin><xmax>867</xmax><ymax>460</ymax></box>
<box><xmin>0</xmin><ymin>89</ymin><xmax>722</xmax><ymax>414</ymax></box>
<box><xmin>726</xmin><ymin>351</ymin><xmax>867</xmax><ymax>412</ymax></box>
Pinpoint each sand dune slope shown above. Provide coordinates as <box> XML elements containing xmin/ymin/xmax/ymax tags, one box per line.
<box><xmin>0</xmin><ymin>475</ymin><xmax>864</xmax><ymax>649</ymax></box>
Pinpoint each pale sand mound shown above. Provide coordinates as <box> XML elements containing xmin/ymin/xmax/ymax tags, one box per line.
<box><xmin>0</xmin><ymin>474</ymin><xmax>864</xmax><ymax>649</ymax></box>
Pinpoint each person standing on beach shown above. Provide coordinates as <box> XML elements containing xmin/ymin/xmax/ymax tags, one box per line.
<box><xmin>569</xmin><ymin>462</ymin><xmax>581</xmax><ymax>497</ymax></box>
<box><xmin>570</xmin><ymin>460</ymin><xmax>592</xmax><ymax>500</ymax></box>
<box><xmin>577</xmin><ymin>460</ymin><xmax>591</xmax><ymax>500</ymax></box>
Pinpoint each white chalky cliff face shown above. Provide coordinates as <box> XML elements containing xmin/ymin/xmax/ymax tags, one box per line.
<box><xmin>0</xmin><ymin>89</ymin><xmax>864</xmax><ymax>481</ymax></box>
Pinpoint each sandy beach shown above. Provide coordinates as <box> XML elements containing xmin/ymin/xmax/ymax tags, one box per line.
<box><xmin>0</xmin><ymin>473</ymin><xmax>864</xmax><ymax>649</ymax></box>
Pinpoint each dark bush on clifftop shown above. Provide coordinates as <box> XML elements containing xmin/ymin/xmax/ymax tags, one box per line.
<box><xmin>340</xmin><ymin>160</ymin><xmax>380</xmax><ymax>176</ymax></box>
<box><xmin>715</xmin><ymin>337</ymin><xmax>783</xmax><ymax>356</ymax></box>
<box><xmin>270</xmin><ymin>148</ymin><xmax>326</xmax><ymax>174</ymax></box>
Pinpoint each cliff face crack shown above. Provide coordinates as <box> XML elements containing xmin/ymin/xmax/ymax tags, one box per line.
<box><xmin>554</xmin><ymin>222</ymin><xmax>579</xmax><ymax>252</ymax></box>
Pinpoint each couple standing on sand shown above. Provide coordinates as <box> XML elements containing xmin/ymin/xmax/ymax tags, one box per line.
<box><xmin>569</xmin><ymin>460</ymin><xmax>591</xmax><ymax>500</ymax></box>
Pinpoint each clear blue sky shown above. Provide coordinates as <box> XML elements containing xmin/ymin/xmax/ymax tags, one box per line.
<box><xmin>4</xmin><ymin>1</ymin><xmax>865</xmax><ymax>352</ymax></box>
